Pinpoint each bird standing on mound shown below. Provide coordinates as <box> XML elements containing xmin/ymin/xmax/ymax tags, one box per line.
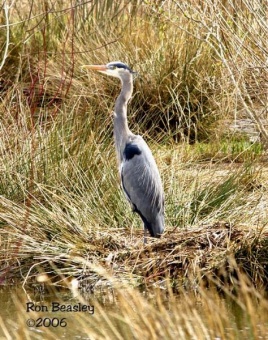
<box><xmin>83</xmin><ymin>61</ymin><xmax>164</xmax><ymax>242</ymax></box>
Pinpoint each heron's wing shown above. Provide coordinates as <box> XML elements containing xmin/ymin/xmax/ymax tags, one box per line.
<box><xmin>121</xmin><ymin>136</ymin><xmax>164</xmax><ymax>228</ymax></box>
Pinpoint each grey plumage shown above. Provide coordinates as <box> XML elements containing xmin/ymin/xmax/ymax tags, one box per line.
<box><xmin>121</xmin><ymin>136</ymin><xmax>164</xmax><ymax>237</ymax></box>
<box><xmin>83</xmin><ymin>61</ymin><xmax>164</xmax><ymax>239</ymax></box>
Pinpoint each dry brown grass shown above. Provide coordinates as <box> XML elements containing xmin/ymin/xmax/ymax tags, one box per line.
<box><xmin>0</xmin><ymin>4</ymin><xmax>268</xmax><ymax>336</ymax></box>
<box><xmin>2</xmin><ymin>243</ymin><xmax>268</xmax><ymax>339</ymax></box>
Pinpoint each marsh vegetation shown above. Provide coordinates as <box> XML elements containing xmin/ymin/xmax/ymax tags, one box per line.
<box><xmin>0</xmin><ymin>0</ymin><xmax>268</xmax><ymax>338</ymax></box>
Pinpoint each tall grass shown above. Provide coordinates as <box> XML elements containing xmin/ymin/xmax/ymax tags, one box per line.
<box><xmin>1</xmin><ymin>0</ymin><xmax>267</xmax><ymax>141</ymax></box>
<box><xmin>0</xmin><ymin>0</ymin><xmax>267</xmax><ymax>287</ymax></box>
<box><xmin>1</xmin><ymin>2</ymin><xmax>268</xmax><ymax>337</ymax></box>
<box><xmin>2</xmin><ymin>266</ymin><xmax>268</xmax><ymax>339</ymax></box>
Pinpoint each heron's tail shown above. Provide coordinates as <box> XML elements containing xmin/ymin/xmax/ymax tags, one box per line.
<box><xmin>138</xmin><ymin>211</ymin><xmax>164</xmax><ymax>238</ymax></box>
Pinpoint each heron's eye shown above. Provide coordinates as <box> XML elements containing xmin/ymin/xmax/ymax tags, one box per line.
<box><xmin>109</xmin><ymin>65</ymin><xmax>116</xmax><ymax>70</ymax></box>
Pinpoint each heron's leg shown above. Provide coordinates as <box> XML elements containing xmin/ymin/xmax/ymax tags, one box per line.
<box><xmin>144</xmin><ymin>226</ymin><xmax>147</xmax><ymax>244</ymax></box>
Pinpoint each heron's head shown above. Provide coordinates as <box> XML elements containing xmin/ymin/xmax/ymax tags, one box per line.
<box><xmin>82</xmin><ymin>61</ymin><xmax>136</xmax><ymax>80</ymax></box>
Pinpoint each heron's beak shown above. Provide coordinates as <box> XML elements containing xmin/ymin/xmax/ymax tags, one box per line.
<box><xmin>81</xmin><ymin>65</ymin><xmax>108</xmax><ymax>72</ymax></box>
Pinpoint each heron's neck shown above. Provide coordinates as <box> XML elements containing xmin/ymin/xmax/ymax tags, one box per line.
<box><xmin>113</xmin><ymin>74</ymin><xmax>133</xmax><ymax>162</ymax></box>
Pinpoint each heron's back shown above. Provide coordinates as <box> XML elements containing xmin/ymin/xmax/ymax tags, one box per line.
<box><xmin>120</xmin><ymin>135</ymin><xmax>164</xmax><ymax>237</ymax></box>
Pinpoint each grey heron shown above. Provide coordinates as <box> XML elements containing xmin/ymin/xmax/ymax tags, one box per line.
<box><xmin>83</xmin><ymin>61</ymin><xmax>164</xmax><ymax>241</ymax></box>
